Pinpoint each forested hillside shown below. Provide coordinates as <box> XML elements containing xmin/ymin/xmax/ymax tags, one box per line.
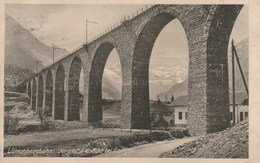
<box><xmin>4</xmin><ymin>64</ymin><xmax>34</xmax><ymax>90</ymax></box>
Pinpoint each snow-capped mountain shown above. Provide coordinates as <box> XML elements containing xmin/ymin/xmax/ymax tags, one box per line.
<box><xmin>89</xmin><ymin>37</ymin><xmax>248</xmax><ymax>101</ymax></box>
<box><xmin>5</xmin><ymin>13</ymin><xmax>192</xmax><ymax>100</ymax></box>
<box><xmin>149</xmin><ymin>66</ymin><xmax>187</xmax><ymax>100</ymax></box>
<box><xmin>160</xmin><ymin>37</ymin><xmax>249</xmax><ymax>102</ymax></box>
<box><xmin>101</xmin><ymin>64</ymin><xmax>188</xmax><ymax>100</ymax></box>
<box><xmin>150</xmin><ymin>66</ymin><xmax>187</xmax><ymax>84</ymax></box>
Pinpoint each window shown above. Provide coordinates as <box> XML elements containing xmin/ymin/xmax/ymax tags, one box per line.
<box><xmin>230</xmin><ymin>112</ymin><xmax>233</xmax><ymax>120</ymax></box>
<box><xmin>240</xmin><ymin>112</ymin><xmax>243</xmax><ymax>121</ymax></box>
<box><xmin>185</xmin><ymin>112</ymin><xmax>188</xmax><ymax>120</ymax></box>
<box><xmin>179</xmin><ymin>112</ymin><xmax>182</xmax><ymax>120</ymax></box>
<box><xmin>245</xmin><ymin>112</ymin><xmax>248</xmax><ymax>119</ymax></box>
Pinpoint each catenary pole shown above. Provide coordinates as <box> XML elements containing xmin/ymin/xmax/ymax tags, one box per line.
<box><xmin>232</xmin><ymin>39</ymin><xmax>236</xmax><ymax>126</ymax></box>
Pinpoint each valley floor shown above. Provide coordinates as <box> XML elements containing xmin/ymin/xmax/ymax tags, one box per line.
<box><xmin>4</xmin><ymin>128</ymin><xmax>132</xmax><ymax>150</ymax></box>
<box><xmin>4</xmin><ymin>120</ymin><xmax>248</xmax><ymax>158</ymax></box>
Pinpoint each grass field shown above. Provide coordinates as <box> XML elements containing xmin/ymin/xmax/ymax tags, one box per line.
<box><xmin>4</xmin><ymin>128</ymin><xmax>134</xmax><ymax>150</ymax></box>
<box><xmin>4</xmin><ymin>127</ymin><xmax>174</xmax><ymax>157</ymax></box>
<box><xmin>4</xmin><ymin>98</ymin><xmax>175</xmax><ymax>157</ymax></box>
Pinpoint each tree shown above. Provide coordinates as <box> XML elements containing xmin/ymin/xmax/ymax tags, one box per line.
<box><xmin>165</xmin><ymin>94</ymin><xmax>169</xmax><ymax>103</ymax></box>
<box><xmin>4</xmin><ymin>64</ymin><xmax>34</xmax><ymax>90</ymax></box>
<box><xmin>170</xmin><ymin>94</ymin><xmax>175</xmax><ymax>103</ymax></box>
<box><xmin>4</xmin><ymin>114</ymin><xmax>19</xmax><ymax>134</ymax></box>
<box><xmin>37</xmin><ymin>107</ymin><xmax>51</xmax><ymax>130</ymax></box>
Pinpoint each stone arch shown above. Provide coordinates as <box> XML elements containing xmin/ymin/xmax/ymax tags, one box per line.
<box><xmin>28</xmin><ymin>81</ymin><xmax>31</xmax><ymax>98</ymax></box>
<box><xmin>22</xmin><ymin>83</ymin><xmax>27</xmax><ymax>93</ymax></box>
<box><xmin>45</xmin><ymin>70</ymin><xmax>53</xmax><ymax>117</ymax></box>
<box><xmin>55</xmin><ymin>65</ymin><xmax>65</xmax><ymax>120</ymax></box>
<box><xmin>37</xmin><ymin>75</ymin><xmax>44</xmax><ymax>111</ymax></box>
<box><xmin>25</xmin><ymin>82</ymin><xmax>28</xmax><ymax>94</ymax></box>
<box><xmin>202</xmin><ymin>5</ymin><xmax>243</xmax><ymax>133</ymax></box>
<box><xmin>88</xmin><ymin>42</ymin><xmax>122</xmax><ymax>122</ymax></box>
<box><xmin>16</xmin><ymin>83</ymin><xmax>27</xmax><ymax>93</ymax></box>
<box><xmin>132</xmin><ymin>12</ymin><xmax>187</xmax><ymax>129</ymax></box>
<box><xmin>68</xmin><ymin>56</ymin><xmax>83</xmax><ymax>121</ymax></box>
<box><xmin>32</xmin><ymin>78</ymin><xmax>37</xmax><ymax>111</ymax></box>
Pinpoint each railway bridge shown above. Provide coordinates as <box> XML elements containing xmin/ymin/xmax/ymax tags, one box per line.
<box><xmin>12</xmin><ymin>4</ymin><xmax>243</xmax><ymax>135</ymax></box>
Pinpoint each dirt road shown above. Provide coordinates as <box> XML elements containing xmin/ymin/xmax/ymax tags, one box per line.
<box><xmin>96</xmin><ymin>137</ymin><xmax>197</xmax><ymax>157</ymax></box>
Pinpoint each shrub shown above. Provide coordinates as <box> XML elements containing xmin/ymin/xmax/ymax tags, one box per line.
<box><xmin>170</xmin><ymin>129</ymin><xmax>190</xmax><ymax>138</ymax></box>
<box><xmin>151</xmin><ymin>130</ymin><xmax>172</xmax><ymax>141</ymax></box>
<box><xmin>108</xmin><ymin>137</ymin><xmax>123</xmax><ymax>150</ymax></box>
<box><xmin>118</xmin><ymin>136</ymin><xmax>134</xmax><ymax>147</ymax></box>
<box><xmin>101</xmin><ymin>122</ymin><xmax>121</xmax><ymax>128</ymax></box>
<box><xmin>170</xmin><ymin>130</ymin><xmax>184</xmax><ymax>138</ymax></box>
<box><xmin>37</xmin><ymin>107</ymin><xmax>52</xmax><ymax>130</ymax></box>
<box><xmin>132</xmin><ymin>131</ymin><xmax>172</xmax><ymax>143</ymax></box>
<box><xmin>87</xmin><ymin>138</ymin><xmax>110</xmax><ymax>149</ymax></box>
<box><xmin>132</xmin><ymin>132</ymin><xmax>151</xmax><ymax>142</ymax></box>
<box><xmin>86</xmin><ymin>138</ymin><xmax>122</xmax><ymax>151</ymax></box>
<box><xmin>4</xmin><ymin>131</ymin><xmax>175</xmax><ymax>157</ymax></box>
<box><xmin>4</xmin><ymin>114</ymin><xmax>10</xmax><ymax>133</ymax></box>
<box><xmin>4</xmin><ymin>114</ymin><xmax>20</xmax><ymax>134</ymax></box>
<box><xmin>90</xmin><ymin>121</ymin><xmax>120</xmax><ymax>129</ymax></box>
<box><xmin>16</xmin><ymin>124</ymin><xmax>39</xmax><ymax>133</ymax></box>
<box><xmin>40</xmin><ymin>117</ymin><xmax>52</xmax><ymax>130</ymax></box>
<box><xmin>182</xmin><ymin>129</ymin><xmax>190</xmax><ymax>137</ymax></box>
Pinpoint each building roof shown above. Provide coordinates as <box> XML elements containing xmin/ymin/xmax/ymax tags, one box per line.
<box><xmin>166</xmin><ymin>91</ymin><xmax>248</xmax><ymax>107</ymax></box>
<box><xmin>229</xmin><ymin>91</ymin><xmax>248</xmax><ymax>105</ymax></box>
<box><xmin>168</xmin><ymin>95</ymin><xmax>188</xmax><ymax>107</ymax></box>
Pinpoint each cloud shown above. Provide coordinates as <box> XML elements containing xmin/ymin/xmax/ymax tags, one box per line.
<box><xmin>6</xmin><ymin>4</ymin><xmax>248</xmax><ymax>54</ymax></box>
<box><xmin>11</xmin><ymin>4</ymin><xmax>146</xmax><ymax>50</ymax></box>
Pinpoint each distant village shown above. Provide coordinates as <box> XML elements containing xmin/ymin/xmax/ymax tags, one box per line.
<box><xmin>150</xmin><ymin>92</ymin><xmax>248</xmax><ymax>129</ymax></box>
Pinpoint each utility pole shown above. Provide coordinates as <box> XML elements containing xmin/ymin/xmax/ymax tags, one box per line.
<box><xmin>86</xmin><ymin>19</ymin><xmax>97</xmax><ymax>44</ymax></box>
<box><xmin>35</xmin><ymin>60</ymin><xmax>43</xmax><ymax>73</ymax></box>
<box><xmin>232</xmin><ymin>39</ymin><xmax>236</xmax><ymax>126</ymax></box>
<box><xmin>35</xmin><ymin>61</ymin><xmax>37</xmax><ymax>73</ymax></box>
<box><xmin>86</xmin><ymin>19</ymin><xmax>88</xmax><ymax>44</ymax></box>
<box><xmin>52</xmin><ymin>45</ymin><xmax>62</xmax><ymax>64</ymax></box>
<box><xmin>232</xmin><ymin>40</ymin><xmax>249</xmax><ymax>96</ymax></box>
<box><xmin>53</xmin><ymin>45</ymin><xmax>54</xmax><ymax>64</ymax></box>
<box><xmin>231</xmin><ymin>39</ymin><xmax>249</xmax><ymax>126</ymax></box>
<box><xmin>35</xmin><ymin>60</ymin><xmax>41</xmax><ymax>73</ymax></box>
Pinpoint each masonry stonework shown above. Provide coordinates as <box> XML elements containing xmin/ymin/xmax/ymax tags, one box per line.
<box><xmin>54</xmin><ymin>65</ymin><xmax>65</xmax><ymax>120</ymax></box>
<box><xmin>37</xmin><ymin>75</ymin><xmax>44</xmax><ymax>111</ymax></box>
<box><xmin>13</xmin><ymin>5</ymin><xmax>243</xmax><ymax>136</ymax></box>
<box><xmin>68</xmin><ymin>57</ymin><xmax>83</xmax><ymax>121</ymax></box>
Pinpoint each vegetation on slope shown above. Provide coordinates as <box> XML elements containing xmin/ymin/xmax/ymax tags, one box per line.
<box><xmin>160</xmin><ymin>119</ymin><xmax>248</xmax><ymax>158</ymax></box>
<box><xmin>4</xmin><ymin>64</ymin><xmax>34</xmax><ymax>90</ymax></box>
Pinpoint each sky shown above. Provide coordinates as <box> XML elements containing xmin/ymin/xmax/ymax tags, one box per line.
<box><xmin>5</xmin><ymin>4</ymin><xmax>248</xmax><ymax>69</ymax></box>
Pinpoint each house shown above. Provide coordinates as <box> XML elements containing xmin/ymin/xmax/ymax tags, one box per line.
<box><xmin>151</xmin><ymin>113</ymin><xmax>169</xmax><ymax>128</ymax></box>
<box><xmin>229</xmin><ymin>91</ymin><xmax>249</xmax><ymax>125</ymax></box>
<box><xmin>168</xmin><ymin>92</ymin><xmax>248</xmax><ymax>127</ymax></box>
<box><xmin>168</xmin><ymin>95</ymin><xmax>188</xmax><ymax>127</ymax></box>
<box><xmin>230</xmin><ymin>105</ymin><xmax>248</xmax><ymax>124</ymax></box>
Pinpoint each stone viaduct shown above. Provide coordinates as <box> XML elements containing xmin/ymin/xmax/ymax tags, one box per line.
<box><xmin>12</xmin><ymin>4</ymin><xmax>243</xmax><ymax>135</ymax></box>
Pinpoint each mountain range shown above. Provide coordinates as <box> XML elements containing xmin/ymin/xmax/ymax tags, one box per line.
<box><xmin>5</xmin><ymin>13</ymin><xmax>188</xmax><ymax>99</ymax></box>
<box><xmin>5</xmin><ymin>14</ymin><xmax>68</xmax><ymax>70</ymax></box>
<box><xmin>159</xmin><ymin>37</ymin><xmax>249</xmax><ymax>102</ymax></box>
<box><xmin>103</xmin><ymin>36</ymin><xmax>249</xmax><ymax>101</ymax></box>
<box><xmin>102</xmin><ymin>64</ymin><xmax>188</xmax><ymax>100</ymax></box>
<box><xmin>5</xmin><ymin>13</ymin><xmax>248</xmax><ymax>102</ymax></box>
<box><xmin>149</xmin><ymin>66</ymin><xmax>187</xmax><ymax>100</ymax></box>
